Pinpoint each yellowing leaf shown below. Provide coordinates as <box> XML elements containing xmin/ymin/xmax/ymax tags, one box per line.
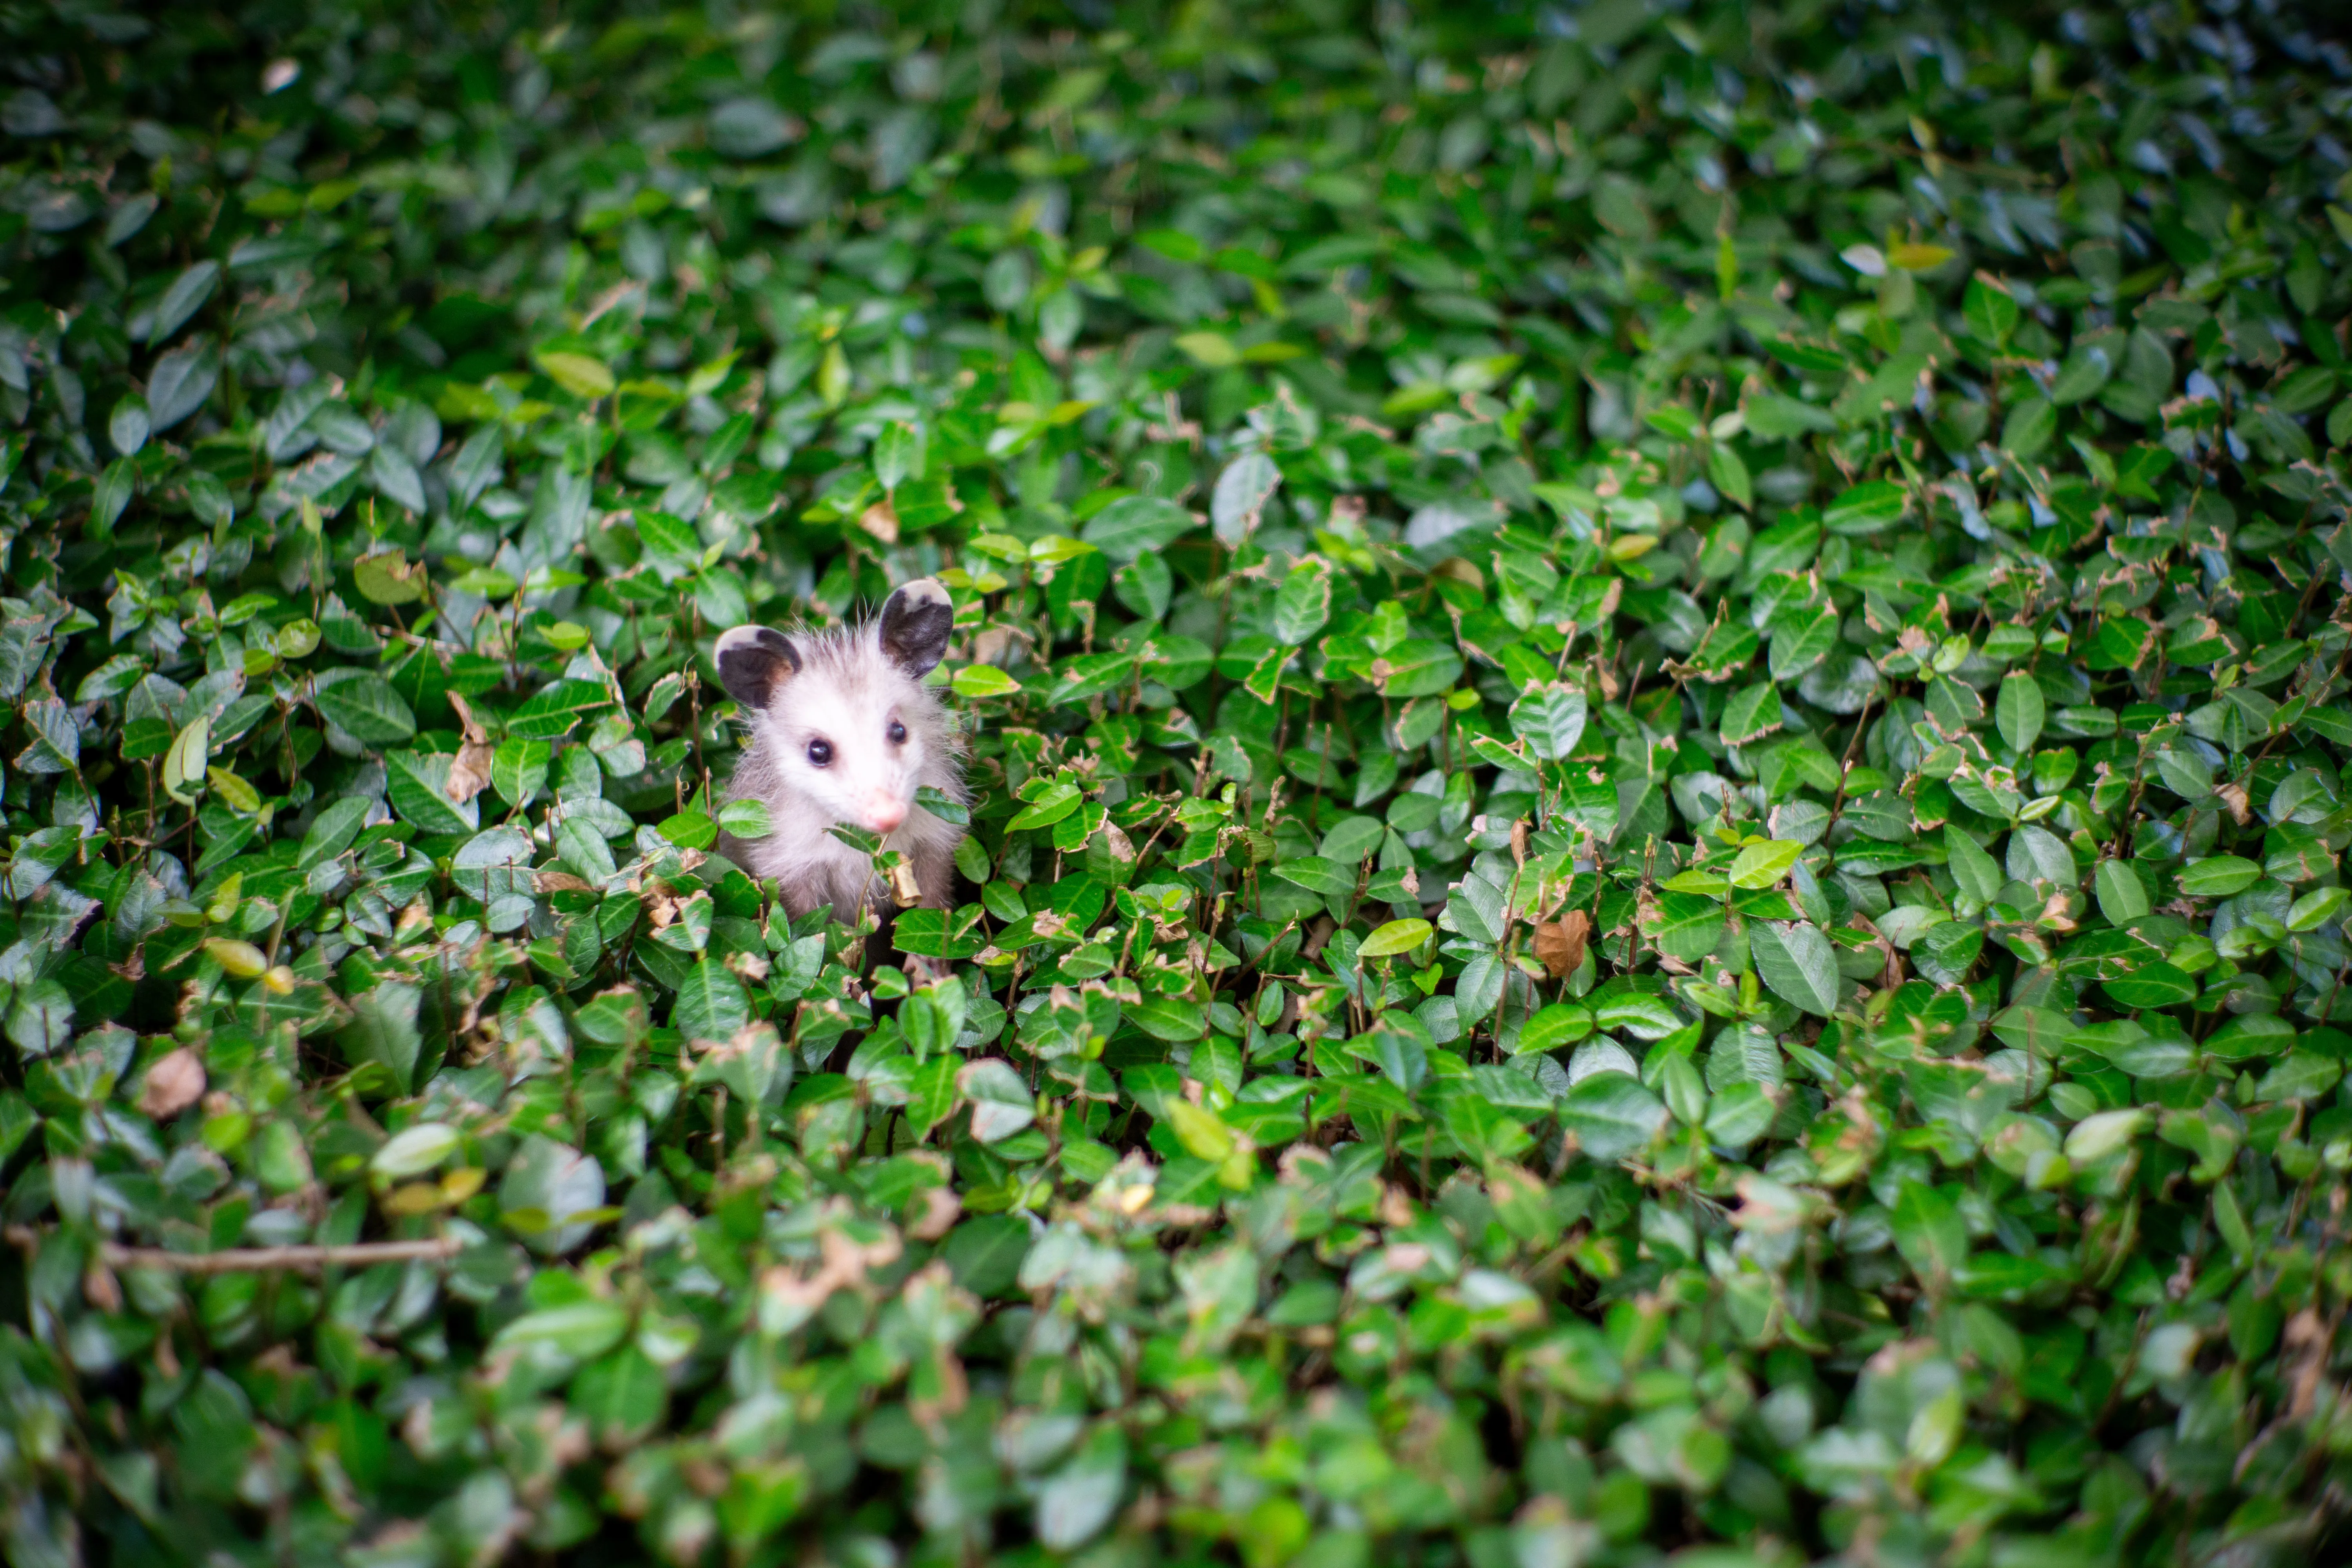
<box><xmin>533</xmin><ymin>349</ymin><xmax>616</xmax><ymax>399</ymax></box>
<box><xmin>1173</xmin><ymin>332</ymin><xmax>1241</xmax><ymax>368</ymax></box>
<box><xmin>162</xmin><ymin>714</ymin><xmax>211</xmax><ymax>805</ymax></box>
<box><xmin>1888</xmin><ymin>242</ymin><xmax>1955</xmax><ymax>271</ymax></box>
<box><xmin>952</xmin><ymin>664</ymin><xmax>1022</xmax><ymax>699</ymax></box>
<box><xmin>1728</xmin><ymin>839</ymin><xmax>1803</xmax><ymax>889</ymax></box>
<box><xmin>1164</xmin><ymin>1098</ymin><xmax>1236</xmax><ymax>1162</ymax></box>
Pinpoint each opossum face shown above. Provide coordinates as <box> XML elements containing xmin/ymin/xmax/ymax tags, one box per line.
<box><xmin>715</xmin><ymin>579</ymin><xmax>955</xmax><ymax>837</ymax></box>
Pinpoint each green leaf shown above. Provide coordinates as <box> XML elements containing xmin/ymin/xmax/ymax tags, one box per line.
<box><xmin>1728</xmin><ymin>840</ymin><xmax>1801</xmax><ymax>889</ymax></box>
<box><xmin>508</xmin><ymin>679</ymin><xmax>613</xmax><ymax>741</ymax></box>
<box><xmin>1892</xmin><ymin>1180</ymin><xmax>1969</xmax><ymax>1282</ymax></box>
<box><xmin>674</xmin><ymin>961</ymin><xmax>749</xmax><ymax>1043</ymax></box>
<box><xmin>1273</xmin><ymin>856</ymin><xmax>1356</xmax><ymax>898</ymax></box>
<box><xmin>1517</xmin><ymin>1003</ymin><xmax>1593</xmax><ymax>1053</ymax></box>
<box><xmin>717</xmin><ymin>798</ymin><xmax>771</xmax><ymax>839</ymax></box>
<box><xmin>1946</xmin><ymin>826</ymin><xmax>2003</xmax><ymax>903</ymax></box>
<box><xmin>299</xmin><ymin>796</ymin><xmax>371</xmax><ymax>869</ymax></box>
<box><xmin>491</xmin><ymin>738</ymin><xmax>550</xmax><ymax>809</ymax></box>
<box><xmin>1719</xmin><ymin>682</ymin><xmax>1783</xmax><ymax>747</ymax></box>
<box><xmin>371</xmin><ymin>1122</ymin><xmax>459</xmax><ymax>1178</ymax></box>
<box><xmin>2103</xmin><ymin>963</ymin><xmax>2197</xmax><ymax>1009</ymax></box>
<box><xmin>951</xmin><ymin>664</ymin><xmax>1022</xmax><ymax>699</ymax></box>
<box><xmin>573</xmin><ymin>1346</ymin><xmax>668</xmax><ymax>1445</ymax></box>
<box><xmin>1006</xmin><ymin>780</ymin><xmax>1082</xmax><ymax>831</ymax></box>
<box><xmin>2094</xmin><ymin>860</ymin><xmax>2149</xmax><ymax>925</ymax></box>
<box><xmin>314</xmin><ymin>672</ymin><xmax>417</xmax><ymax>745</ymax></box>
<box><xmin>1558</xmin><ymin>1073</ymin><xmax>1668</xmax><ymax>1163</ymax></box>
<box><xmin>1127</xmin><ymin>996</ymin><xmax>1207</xmax><ymax>1042</ymax></box>
<box><xmin>1823</xmin><ymin>480</ymin><xmax>1906</xmax><ymax>535</ymax></box>
<box><xmin>534</xmin><ymin>349</ymin><xmax>616</xmax><ymax>398</ymax></box>
<box><xmin>1749</xmin><ymin>919</ymin><xmax>1843</xmax><ymax>1017</ymax></box>
<box><xmin>960</xmin><ymin>1058</ymin><xmax>1036</xmax><ymax>1143</ymax></box>
<box><xmin>1377</xmin><ymin>639</ymin><xmax>1463</xmax><ymax>699</ymax></box>
<box><xmin>384</xmin><ymin>751</ymin><xmax>479</xmax><ymax>835</ymax></box>
<box><xmin>340</xmin><ymin>982</ymin><xmax>426</xmax><ymax>1092</ymax></box>
<box><xmin>498</xmin><ymin>1134</ymin><xmax>606</xmax><ymax>1256</ymax></box>
<box><xmin>2178</xmin><ymin>856</ymin><xmax>2262</xmax><ymax>897</ymax></box>
<box><xmin>1210</xmin><ymin>452</ymin><xmax>1282</xmax><ymax>544</ymax></box>
<box><xmin>1510</xmin><ymin>685</ymin><xmax>1588</xmax><ymax>759</ymax></box>
<box><xmin>2000</xmin><ymin>397</ymin><xmax>2056</xmax><ymax>459</ymax></box>
<box><xmin>1706</xmin><ymin>442</ymin><xmax>1753</xmax><ymax>510</ymax></box>
<box><xmin>352</xmin><ymin>550</ymin><xmax>427</xmax><ymax>605</ymax></box>
<box><xmin>1767</xmin><ymin>601</ymin><xmax>1838</xmax><ymax>681</ymax></box>
<box><xmin>492</xmin><ymin>1299</ymin><xmax>629</xmax><ymax>1359</ymax></box>
<box><xmin>1080</xmin><ymin>495</ymin><xmax>1194</xmax><ymax>563</ymax></box>
<box><xmin>1272</xmin><ymin>562</ymin><xmax>1330</xmax><ymax>646</ymax></box>
<box><xmin>1357</xmin><ymin>919</ymin><xmax>1431</xmax><ymax>959</ymax></box>
<box><xmin>1172</xmin><ymin>331</ymin><xmax>1241</xmax><ymax>368</ymax></box>
<box><xmin>162</xmin><ymin>713</ymin><xmax>210</xmax><ymax>804</ymax></box>
<box><xmin>1994</xmin><ymin>671</ymin><xmax>2044</xmax><ymax>754</ymax></box>
<box><xmin>146</xmin><ymin>339</ymin><xmax>220</xmax><ymax>430</ymax></box>
<box><xmin>108</xmin><ymin>396</ymin><xmax>149</xmax><ymax>457</ymax></box>
<box><xmin>1035</xmin><ymin>1426</ymin><xmax>1129</xmax><ymax>1551</ymax></box>
<box><xmin>1963</xmin><ymin>274</ymin><xmax>2019</xmax><ymax>346</ymax></box>
<box><xmin>2049</xmin><ymin>344</ymin><xmax>2113</xmax><ymax>405</ymax></box>
<box><xmin>147</xmin><ymin>260</ymin><xmax>221</xmax><ymax>343</ymax></box>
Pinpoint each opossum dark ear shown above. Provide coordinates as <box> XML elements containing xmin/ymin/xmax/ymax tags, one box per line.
<box><xmin>878</xmin><ymin>578</ymin><xmax>953</xmax><ymax>677</ymax></box>
<box><xmin>714</xmin><ymin>624</ymin><xmax>801</xmax><ymax>711</ymax></box>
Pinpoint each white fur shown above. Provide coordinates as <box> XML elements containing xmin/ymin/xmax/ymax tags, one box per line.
<box><xmin>715</xmin><ymin>586</ymin><xmax>964</xmax><ymax>920</ymax></box>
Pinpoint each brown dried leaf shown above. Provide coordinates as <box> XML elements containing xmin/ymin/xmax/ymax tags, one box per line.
<box><xmin>1532</xmin><ymin>909</ymin><xmax>1592</xmax><ymax>978</ymax></box>
<box><xmin>859</xmin><ymin>495</ymin><xmax>900</xmax><ymax>544</ymax></box>
<box><xmin>888</xmin><ymin>859</ymin><xmax>924</xmax><ymax>907</ymax></box>
<box><xmin>444</xmin><ymin>693</ymin><xmax>494</xmax><ymax>804</ymax></box>
<box><xmin>83</xmin><ymin>1262</ymin><xmax>121</xmax><ymax>1312</ymax></box>
<box><xmin>446</xmin><ymin>739</ymin><xmax>493</xmax><ymax>804</ymax></box>
<box><xmin>138</xmin><ymin>1047</ymin><xmax>207</xmax><ymax>1120</ymax></box>
<box><xmin>907</xmin><ymin>1186</ymin><xmax>961</xmax><ymax>1241</ymax></box>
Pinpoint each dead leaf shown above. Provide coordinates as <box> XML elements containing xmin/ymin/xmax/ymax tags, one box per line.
<box><xmin>859</xmin><ymin>495</ymin><xmax>900</xmax><ymax>544</ymax></box>
<box><xmin>535</xmin><ymin>871</ymin><xmax>596</xmax><ymax>895</ymax></box>
<box><xmin>138</xmin><ymin>1047</ymin><xmax>207</xmax><ymax>1120</ymax></box>
<box><xmin>907</xmin><ymin>1186</ymin><xmax>961</xmax><ymax>1241</ymax></box>
<box><xmin>83</xmin><ymin>1262</ymin><xmax>121</xmax><ymax>1312</ymax></box>
<box><xmin>445</xmin><ymin>692</ymin><xmax>493</xmax><ymax>804</ymax></box>
<box><xmin>446</xmin><ymin>739</ymin><xmax>493</xmax><ymax>803</ymax></box>
<box><xmin>1532</xmin><ymin>909</ymin><xmax>1592</xmax><ymax>978</ymax></box>
<box><xmin>888</xmin><ymin>859</ymin><xmax>924</xmax><ymax>907</ymax></box>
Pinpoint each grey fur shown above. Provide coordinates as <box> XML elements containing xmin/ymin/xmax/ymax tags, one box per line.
<box><xmin>714</xmin><ymin>580</ymin><xmax>966</xmax><ymax>921</ymax></box>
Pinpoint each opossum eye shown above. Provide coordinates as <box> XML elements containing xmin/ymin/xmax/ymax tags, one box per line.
<box><xmin>887</xmin><ymin>720</ymin><xmax>907</xmax><ymax>745</ymax></box>
<box><xmin>806</xmin><ymin>740</ymin><xmax>833</xmax><ymax>768</ymax></box>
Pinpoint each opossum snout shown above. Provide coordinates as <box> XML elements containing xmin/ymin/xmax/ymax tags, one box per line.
<box><xmin>860</xmin><ymin>792</ymin><xmax>908</xmax><ymax>834</ymax></box>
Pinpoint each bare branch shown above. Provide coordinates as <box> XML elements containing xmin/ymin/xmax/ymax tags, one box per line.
<box><xmin>96</xmin><ymin>1238</ymin><xmax>464</xmax><ymax>1274</ymax></box>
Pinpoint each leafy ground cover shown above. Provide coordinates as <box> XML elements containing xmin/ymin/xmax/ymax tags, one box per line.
<box><xmin>5</xmin><ymin>1</ymin><xmax>2352</xmax><ymax>1565</ymax></box>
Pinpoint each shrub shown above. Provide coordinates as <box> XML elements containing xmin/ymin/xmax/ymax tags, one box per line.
<box><xmin>3</xmin><ymin>2</ymin><xmax>2351</xmax><ymax>1566</ymax></box>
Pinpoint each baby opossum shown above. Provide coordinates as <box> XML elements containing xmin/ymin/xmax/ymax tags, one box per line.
<box><xmin>712</xmin><ymin>579</ymin><xmax>965</xmax><ymax>921</ymax></box>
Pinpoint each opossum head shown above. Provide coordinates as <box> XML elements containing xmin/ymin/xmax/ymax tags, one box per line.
<box><xmin>714</xmin><ymin>579</ymin><xmax>956</xmax><ymax>836</ymax></box>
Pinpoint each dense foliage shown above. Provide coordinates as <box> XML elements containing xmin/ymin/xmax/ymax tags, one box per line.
<box><xmin>5</xmin><ymin>1</ymin><xmax>2352</xmax><ymax>1565</ymax></box>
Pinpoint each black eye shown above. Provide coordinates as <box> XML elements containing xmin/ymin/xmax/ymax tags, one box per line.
<box><xmin>806</xmin><ymin>740</ymin><xmax>832</xmax><ymax>767</ymax></box>
<box><xmin>887</xmin><ymin>720</ymin><xmax>907</xmax><ymax>745</ymax></box>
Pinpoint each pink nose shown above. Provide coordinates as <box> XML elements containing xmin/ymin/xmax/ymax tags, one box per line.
<box><xmin>863</xmin><ymin>797</ymin><xmax>906</xmax><ymax>834</ymax></box>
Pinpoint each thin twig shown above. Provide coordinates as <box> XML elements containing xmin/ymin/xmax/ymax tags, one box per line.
<box><xmin>1828</xmin><ymin>689</ymin><xmax>1876</xmax><ymax>826</ymax></box>
<box><xmin>93</xmin><ymin>1238</ymin><xmax>464</xmax><ymax>1274</ymax></box>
